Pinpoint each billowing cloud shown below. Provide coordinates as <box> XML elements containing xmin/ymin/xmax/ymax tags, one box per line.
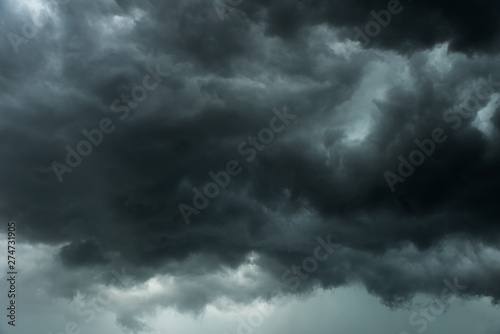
<box><xmin>0</xmin><ymin>0</ymin><xmax>499</xmax><ymax>333</ymax></box>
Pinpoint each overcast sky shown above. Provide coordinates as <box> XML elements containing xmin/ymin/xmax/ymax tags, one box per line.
<box><xmin>1</xmin><ymin>0</ymin><xmax>500</xmax><ymax>333</ymax></box>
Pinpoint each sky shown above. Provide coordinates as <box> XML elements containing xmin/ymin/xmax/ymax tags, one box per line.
<box><xmin>0</xmin><ymin>0</ymin><xmax>500</xmax><ymax>333</ymax></box>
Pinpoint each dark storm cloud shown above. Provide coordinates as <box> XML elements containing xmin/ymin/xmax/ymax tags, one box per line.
<box><xmin>1</xmin><ymin>0</ymin><xmax>500</xmax><ymax>327</ymax></box>
<box><xmin>244</xmin><ymin>0</ymin><xmax>500</xmax><ymax>53</ymax></box>
<box><xmin>59</xmin><ymin>239</ymin><xmax>109</xmax><ymax>267</ymax></box>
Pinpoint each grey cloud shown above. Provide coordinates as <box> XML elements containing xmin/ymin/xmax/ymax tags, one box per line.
<box><xmin>0</xmin><ymin>0</ymin><xmax>500</xmax><ymax>333</ymax></box>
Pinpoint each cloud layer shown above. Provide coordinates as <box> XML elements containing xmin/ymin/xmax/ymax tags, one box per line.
<box><xmin>0</xmin><ymin>0</ymin><xmax>500</xmax><ymax>332</ymax></box>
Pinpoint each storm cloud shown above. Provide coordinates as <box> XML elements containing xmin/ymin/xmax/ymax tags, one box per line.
<box><xmin>0</xmin><ymin>0</ymin><xmax>499</xmax><ymax>333</ymax></box>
